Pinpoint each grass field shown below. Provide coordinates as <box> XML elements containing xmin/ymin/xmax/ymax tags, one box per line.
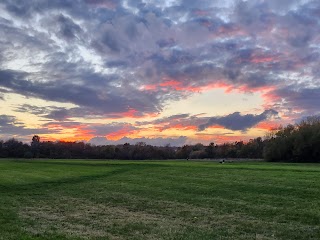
<box><xmin>0</xmin><ymin>159</ymin><xmax>319</xmax><ymax>240</ymax></box>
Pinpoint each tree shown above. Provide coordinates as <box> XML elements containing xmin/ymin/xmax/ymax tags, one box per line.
<box><xmin>176</xmin><ymin>145</ymin><xmax>193</xmax><ymax>159</ymax></box>
<box><xmin>264</xmin><ymin>116</ymin><xmax>320</xmax><ymax>162</ymax></box>
<box><xmin>3</xmin><ymin>138</ymin><xmax>27</xmax><ymax>158</ymax></box>
<box><xmin>31</xmin><ymin>135</ymin><xmax>40</xmax><ymax>158</ymax></box>
<box><xmin>205</xmin><ymin>142</ymin><xmax>215</xmax><ymax>158</ymax></box>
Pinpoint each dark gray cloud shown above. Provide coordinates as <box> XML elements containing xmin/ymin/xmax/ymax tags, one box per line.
<box><xmin>234</xmin><ymin>1</ymin><xmax>267</xmax><ymax>25</ymax></box>
<box><xmin>272</xmin><ymin>86</ymin><xmax>320</xmax><ymax>116</ymax></box>
<box><xmin>0</xmin><ymin>69</ymin><xmax>162</xmax><ymax>116</ymax></box>
<box><xmin>16</xmin><ymin>104</ymin><xmax>78</xmax><ymax>121</ymax></box>
<box><xmin>15</xmin><ymin>104</ymin><xmax>48</xmax><ymax>115</ymax></box>
<box><xmin>0</xmin><ymin>114</ymin><xmax>55</xmax><ymax>138</ymax></box>
<box><xmin>100</xmin><ymin>30</ymin><xmax>122</xmax><ymax>53</ymax></box>
<box><xmin>0</xmin><ymin>115</ymin><xmax>16</xmax><ymax>127</ymax></box>
<box><xmin>105</xmin><ymin>60</ymin><xmax>129</xmax><ymax>68</ymax></box>
<box><xmin>57</xmin><ymin>14</ymin><xmax>83</xmax><ymax>40</ymax></box>
<box><xmin>151</xmin><ymin>114</ymin><xmax>191</xmax><ymax>125</ymax></box>
<box><xmin>45</xmin><ymin>109</ymin><xmax>70</xmax><ymax>121</ymax></box>
<box><xmin>137</xmin><ymin>114</ymin><xmax>186</xmax><ymax>124</ymax></box>
<box><xmin>136</xmin><ymin>113</ymin><xmax>210</xmax><ymax>133</ymax></box>
<box><xmin>198</xmin><ymin>110</ymin><xmax>279</xmax><ymax>131</ymax></box>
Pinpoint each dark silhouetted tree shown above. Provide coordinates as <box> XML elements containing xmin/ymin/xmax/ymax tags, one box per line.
<box><xmin>31</xmin><ymin>135</ymin><xmax>40</xmax><ymax>158</ymax></box>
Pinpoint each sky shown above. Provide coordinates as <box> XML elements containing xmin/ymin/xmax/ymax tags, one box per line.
<box><xmin>0</xmin><ymin>0</ymin><xmax>319</xmax><ymax>146</ymax></box>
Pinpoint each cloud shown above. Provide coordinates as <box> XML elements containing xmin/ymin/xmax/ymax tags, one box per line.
<box><xmin>85</xmin><ymin>0</ymin><xmax>118</xmax><ymax>10</ymax></box>
<box><xmin>56</xmin><ymin>14</ymin><xmax>83</xmax><ymax>40</ymax></box>
<box><xmin>136</xmin><ymin>113</ymin><xmax>205</xmax><ymax>132</ymax></box>
<box><xmin>0</xmin><ymin>0</ymin><xmax>319</xmax><ymax>141</ymax></box>
<box><xmin>272</xmin><ymin>86</ymin><xmax>320</xmax><ymax>116</ymax></box>
<box><xmin>89</xmin><ymin>123</ymin><xmax>137</xmax><ymax>138</ymax></box>
<box><xmin>15</xmin><ymin>104</ymin><xmax>71</xmax><ymax>121</ymax></box>
<box><xmin>198</xmin><ymin>110</ymin><xmax>279</xmax><ymax>131</ymax></box>
<box><xmin>89</xmin><ymin>136</ymin><xmax>187</xmax><ymax>147</ymax></box>
<box><xmin>0</xmin><ymin>115</ymin><xmax>16</xmax><ymax>126</ymax></box>
<box><xmin>2</xmin><ymin>0</ymin><xmax>87</xmax><ymax>19</ymax></box>
<box><xmin>0</xmin><ymin>115</ymin><xmax>55</xmax><ymax>139</ymax></box>
<box><xmin>100</xmin><ymin>30</ymin><xmax>122</xmax><ymax>53</ymax></box>
<box><xmin>0</xmin><ymin>69</ymin><xmax>162</xmax><ymax>117</ymax></box>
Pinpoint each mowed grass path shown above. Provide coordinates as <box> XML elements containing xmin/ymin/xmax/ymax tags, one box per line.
<box><xmin>0</xmin><ymin>160</ymin><xmax>319</xmax><ymax>240</ymax></box>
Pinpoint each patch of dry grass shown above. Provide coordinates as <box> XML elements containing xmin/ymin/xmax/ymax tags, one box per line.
<box><xmin>18</xmin><ymin>195</ymin><xmax>291</xmax><ymax>240</ymax></box>
<box><xmin>19</xmin><ymin>197</ymin><xmax>186</xmax><ymax>239</ymax></box>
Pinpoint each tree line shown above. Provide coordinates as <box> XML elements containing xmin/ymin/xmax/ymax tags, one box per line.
<box><xmin>0</xmin><ymin>116</ymin><xmax>319</xmax><ymax>162</ymax></box>
<box><xmin>0</xmin><ymin>137</ymin><xmax>264</xmax><ymax>160</ymax></box>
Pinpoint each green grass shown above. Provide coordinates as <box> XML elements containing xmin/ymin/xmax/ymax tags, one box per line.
<box><xmin>0</xmin><ymin>159</ymin><xmax>320</xmax><ymax>239</ymax></box>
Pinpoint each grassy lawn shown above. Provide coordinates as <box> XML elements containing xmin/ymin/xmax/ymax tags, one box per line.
<box><xmin>0</xmin><ymin>159</ymin><xmax>319</xmax><ymax>239</ymax></box>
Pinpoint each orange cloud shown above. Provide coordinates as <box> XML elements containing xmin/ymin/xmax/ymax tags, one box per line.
<box><xmin>255</xmin><ymin>121</ymin><xmax>280</xmax><ymax>130</ymax></box>
<box><xmin>201</xmin><ymin>81</ymin><xmax>276</xmax><ymax>95</ymax></box>
<box><xmin>121</xmin><ymin>109</ymin><xmax>138</xmax><ymax>118</ymax></box>
<box><xmin>153</xmin><ymin>123</ymin><xmax>197</xmax><ymax>133</ymax></box>
<box><xmin>106</xmin><ymin>127</ymin><xmax>137</xmax><ymax>140</ymax></box>
<box><xmin>166</xmin><ymin>124</ymin><xmax>197</xmax><ymax>131</ymax></box>
<box><xmin>159</xmin><ymin>80</ymin><xmax>181</xmax><ymax>88</ymax></box>
<box><xmin>261</xmin><ymin>87</ymin><xmax>282</xmax><ymax>103</ymax></box>
<box><xmin>44</xmin><ymin>123</ymin><xmax>94</xmax><ymax>142</ymax></box>
<box><xmin>59</xmin><ymin>134</ymin><xmax>92</xmax><ymax>142</ymax></box>
<box><xmin>142</xmin><ymin>78</ymin><xmax>278</xmax><ymax>98</ymax></box>
<box><xmin>206</xmin><ymin>124</ymin><xmax>225</xmax><ymax>129</ymax></box>
<box><xmin>143</xmin><ymin>84</ymin><xmax>157</xmax><ymax>91</ymax></box>
<box><xmin>194</xmin><ymin>134</ymin><xmax>249</xmax><ymax>144</ymax></box>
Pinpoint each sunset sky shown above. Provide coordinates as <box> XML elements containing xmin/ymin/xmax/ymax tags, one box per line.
<box><xmin>0</xmin><ymin>0</ymin><xmax>319</xmax><ymax>146</ymax></box>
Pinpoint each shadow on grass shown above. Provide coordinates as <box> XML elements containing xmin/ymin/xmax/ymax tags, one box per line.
<box><xmin>0</xmin><ymin>167</ymin><xmax>131</xmax><ymax>194</ymax></box>
<box><xmin>12</xmin><ymin>159</ymin><xmax>173</xmax><ymax>169</ymax></box>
